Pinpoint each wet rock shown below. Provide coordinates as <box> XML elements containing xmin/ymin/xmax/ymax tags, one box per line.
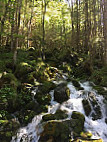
<box><xmin>71</xmin><ymin>111</ymin><xmax>85</xmax><ymax>136</ymax></box>
<box><xmin>93</xmin><ymin>86</ymin><xmax>107</xmax><ymax>99</ymax></box>
<box><xmin>35</xmin><ymin>91</ymin><xmax>51</xmax><ymax>105</ymax></box>
<box><xmin>72</xmin><ymin>79</ymin><xmax>84</xmax><ymax>90</ymax></box>
<box><xmin>42</xmin><ymin>109</ymin><xmax>68</xmax><ymax>121</ymax></box>
<box><xmin>80</xmin><ymin>131</ymin><xmax>92</xmax><ymax>139</ymax></box>
<box><xmin>71</xmin><ymin>111</ymin><xmax>85</xmax><ymax>125</ymax></box>
<box><xmin>38</xmin><ymin>81</ymin><xmax>56</xmax><ymax>94</ymax></box>
<box><xmin>39</xmin><ymin>120</ymin><xmax>71</xmax><ymax>142</ymax></box>
<box><xmin>0</xmin><ymin>72</ymin><xmax>18</xmax><ymax>89</ymax></box>
<box><xmin>88</xmin><ymin>92</ymin><xmax>102</xmax><ymax>120</ymax></box>
<box><xmin>40</xmin><ymin>111</ymin><xmax>85</xmax><ymax>142</ymax></box>
<box><xmin>54</xmin><ymin>83</ymin><xmax>70</xmax><ymax>103</ymax></box>
<box><xmin>15</xmin><ymin>62</ymin><xmax>33</xmax><ymax>80</ymax></box>
<box><xmin>73</xmin><ymin>138</ymin><xmax>103</xmax><ymax>142</ymax></box>
<box><xmin>105</xmin><ymin>118</ymin><xmax>107</xmax><ymax>124</ymax></box>
<box><xmin>82</xmin><ymin>99</ymin><xmax>91</xmax><ymax>116</ymax></box>
<box><xmin>0</xmin><ymin>119</ymin><xmax>20</xmax><ymax>142</ymax></box>
<box><xmin>15</xmin><ymin>110</ymin><xmax>37</xmax><ymax>125</ymax></box>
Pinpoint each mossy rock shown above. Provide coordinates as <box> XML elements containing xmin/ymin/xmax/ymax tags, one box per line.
<box><xmin>40</xmin><ymin>111</ymin><xmax>85</xmax><ymax>142</ymax></box>
<box><xmin>54</xmin><ymin>83</ymin><xmax>70</xmax><ymax>103</ymax></box>
<box><xmin>71</xmin><ymin>111</ymin><xmax>85</xmax><ymax>124</ymax></box>
<box><xmin>38</xmin><ymin>81</ymin><xmax>56</xmax><ymax>94</ymax></box>
<box><xmin>82</xmin><ymin>99</ymin><xmax>91</xmax><ymax>116</ymax></box>
<box><xmin>15</xmin><ymin>62</ymin><xmax>33</xmax><ymax>79</ymax></box>
<box><xmin>71</xmin><ymin>111</ymin><xmax>85</xmax><ymax>135</ymax></box>
<box><xmin>39</xmin><ymin>120</ymin><xmax>71</xmax><ymax>142</ymax></box>
<box><xmin>0</xmin><ymin>119</ymin><xmax>20</xmax><ymax>142</ymax></box>
<box><xmin>35</xmin><ymin>91</ymin><xmax>51</xmax><ymax>105</ymax></box>
<box><xmin>25</xmin><ymin>73</ymin><xmax>35</xmax><ymax>84</ymax></box>
<box><xmin>73</xmin><ymin>138</ymin><xmax>103</xmax><ymax>142</ymax></box>
<box><xmin>80</xmin><ymin>131</ymin><xmax>92</xmax><ymax>139</ymax></box>
<box><xmin>42</xmin><ymin>109</ymin><xmax>68</xmax><ymax>121</ymax></box>
<box><xmin>72</xmin><ymin>79</ymin><xmax>84</xmax><ymax>90</ymax></box>
<box><xmin>25</xmin><ymin>101</ymin><xmax>39</xmax><ymax>111</ymax></box>
<box><xmin>0</xmin><ymin>72</ymin><xmax>18</xmax><ymax>89</ymax></box>
<box><xmin>88</xmin><ymin>92</ymin><xmax>102</xmax><ymax>120</ymax></box>
<box><xmin>105</xmin><ymin>118</ymin><xmax>107</xmax><ymax>124</ymax></box>
<box><xmin>15</xmin><ymin>110</ymin><xmax>36</xmax><ymax>125</ymax></box>
<box><xmin>93</xmin><ymin>86</ymin><xmax>107</xmax><ymax>99</ymax></box>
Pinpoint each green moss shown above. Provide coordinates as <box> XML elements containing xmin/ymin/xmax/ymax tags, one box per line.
<box><xmin>90</xmin><ymin>66</ymin><xmax>107</xmax><ymax>87</ymax></box>
<box><xmin>42</xmin><ymin>109</ymin><xmax>68</xmax><ymax>121</ymax></box>
<box><xmin>0</xmin><ymin>72</ymin><xmax>18</xmax><ymax>89</ymax></box>
<box><xmin>15</xmin><ymin>62</ymin><xmax>33</xmax><ymax>79</ymax></box>
<box><xmin>71</xmin><ymin>111</ymin><xmax>85</xmax><ymax>135</ymax></box>
<box><xmin>0</xmin><ymin>86</ymin><xmax>17</xmax><ymax>113</ymax></box>
<box><xmin>82</xmin><ymin>99</ymin><xmax>91</xmax><ymax>116</ymax></box>
<box><xmin>39</xmin><ymin>81</ymin><xmax>56</xmax><ymax>93</ymax></box>
<box><xmin>93</xmin><ymin>86</ymin><xmax>107</xmax><ymax>99</ymax></box>
<box><xmin>72</xmin><ymin>79</ymin><xmax>84</xmax><ymax>90</ymax></box>
<box><xmin>73</xmin><ymin>138</ymin><xmax>103</xmax><ymax>142</ymax></box>
<box><xmin>80</xmin><ymin>131</ymin><xmax>92</xmax><ymax>139</ymax></box>
<box><xmin>35</xmin><ymin>92</ymin><xmax>51</xmax><ymax>105</ymax></box>
<box><xmin>39</xmin><ymin>120</ymin><xmax>71</xmax><ymax>142</ymax></box>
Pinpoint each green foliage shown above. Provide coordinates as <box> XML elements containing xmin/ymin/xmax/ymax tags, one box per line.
<box><xmin>91</xmin><ymin>66</ymin><xmax>107</xmax><ymax>86</ymax></box>
<box><xmin>0</xmin><ymin>86</ymin><xmax>17</xmax><ymax>113</ymax></box>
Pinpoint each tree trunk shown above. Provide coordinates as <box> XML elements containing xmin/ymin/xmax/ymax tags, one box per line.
<box><xmin>103</xmin><ymin>0</ymin><xmax>107</xmax><ymax>64</ymax></box>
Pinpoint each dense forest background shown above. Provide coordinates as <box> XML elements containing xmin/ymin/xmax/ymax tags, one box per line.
<box><xmin>0</xmin><ymin>0</ymin><xmax>107</xmax><ymax>141</ymax></box>
<box><xmin>0</xmin><ymin>0</ymin><xmax>107</xmax><ymax>65</ymax></box>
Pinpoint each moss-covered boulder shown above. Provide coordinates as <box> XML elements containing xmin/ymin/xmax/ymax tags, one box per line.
<box><xmin>15</xmin><ymin>62</ymin><xmax>33</xmax><ymax>80</ymax></box>
<box><xmin>93</xmin><ymin>86</ymin><xmax>107</xmax><ymax>99</ymax></box>
<box><xmin>34</xmin><ymin>91</ymin><xmax>51</xmax><ymax>105</ymax></box>
<box><xmin>15</xmin><ymin>110</ymin><xmax>37</xmax><ymax>125</ymax></box>
<box><xmin>73</xmin><ymin>138</ymin><xmax>103</xmax><ymax>142</ymax></box>
<box><xmin>39</xmin><ymin>120</ymin><xmax>71</xmax><ymax>142</ymax></box>
<box><xmin>38</xmin><ymin>81</ymin><xmax>56</xmax><ymax>94</ymax></box>
<box><xmin>82</xmin><ymin>99</ymin><xmax>91</xmax><ymax>116</ymax></box>
<box><xmin>80</xmin><ymin>131</ymin><xmax>92</xmax><ymax>139</ymax></box>
<box><xmin>71</xmin><ymin>111</ymin><xmax>85</xmax><ymax>125</ymax></box>
<box><xmin>72</xmin><ymin>79</ymin><xmax>84</xmax><ymax>90</ymax></box>
<box><xmin>88</xmin><ymin>92</ymin><xmax>102</xmax><ymax>120</ymax></box>
<box><xmin>54</xmin><ymin>83</ymin><xmax>70</xmax><ymax>103</ymax></box>
<box><xmin>71</xmin><ymin>111</ymin><xmax>85</xmax><ymax>136</ymax></box>
<box><xmin>0</xmin><ymin>72</ymin><xmax>18</xmax><ymax>89</ymax></box>
<box><xmin>42</xmin><ymin>109</ymin><xmax>68</xmax><ymax>121</ymax></box>
<box><xmin>105</xmin><ymin>118</ymin><xmax>107</xmax><ymax>124</ymax></box>
<box><xmin>40</xmin><ymin>111</ymin><xmax>85</xmax><ymax>142</ymax></box>
<box><xmin>0</xmin><ymin>119</ymin><xmax>20</xmax><ymax>142</ymax></box>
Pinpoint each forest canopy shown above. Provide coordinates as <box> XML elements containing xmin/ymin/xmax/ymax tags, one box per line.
<box><xmin>0</xmin><ymin>0</ymin><xmax>107</xmax><ymax>65</ymax></box>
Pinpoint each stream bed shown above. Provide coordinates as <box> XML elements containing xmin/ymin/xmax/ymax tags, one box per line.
<box><xmin>11</xmin><ymin>81</ymin><xmax>107</xmax><ymax>142</ymax></box>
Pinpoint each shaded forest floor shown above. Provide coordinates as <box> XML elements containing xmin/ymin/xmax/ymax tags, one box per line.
<box><xmin>0</xmin><ymin>47</ymin><xmax>107</xmax><ymax>141</ymax></box>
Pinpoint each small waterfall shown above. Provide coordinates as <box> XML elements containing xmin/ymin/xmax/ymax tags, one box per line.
<box><xmin>11</xmin><ymin>81</ymin><xmax>107</xmax><ymax>142</ymax></box>
<box><xmin>11</xmin><ymin>115</ymin><xmax>43</xmax><ymax>142</ymax></box>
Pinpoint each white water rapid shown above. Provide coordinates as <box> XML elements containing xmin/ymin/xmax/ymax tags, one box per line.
<box><xmin>11</xmin><ymin>81</ymin><xmax>107</xmax><ymax>142</ymax></box>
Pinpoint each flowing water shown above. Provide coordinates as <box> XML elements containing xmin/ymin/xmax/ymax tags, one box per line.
<box><xmin>11</xmin><ymin>81</ymin><xmax>107</xmax><ymax>142</ymax></box>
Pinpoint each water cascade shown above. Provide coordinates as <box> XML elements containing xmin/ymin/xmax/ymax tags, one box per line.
<box><xmin>11</xmin><ymin>81</ymin><xmax>107</xmax><ymax>142</ymax></box>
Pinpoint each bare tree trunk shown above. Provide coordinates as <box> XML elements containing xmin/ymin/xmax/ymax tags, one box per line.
<box><xmin>0</xmin><ymin>0</ymin><xmax>10</xmax><ymax>46</ymax></box>
<box><xmin>76</xmin><ymin>0</ymin><xmax>79</xmax><ymax>52</ymax></box>
<box><xmin>84</xmin><ymin>0</ymin><xmax>89</xmax><ymax>53</ymax></box>
<box><xmin>41</xmin><ymin>0</ymin><xmax>47</xmax><ymax>60</ymax></box>
<box><xmin>103</xmin><ymin>0</ymin><xmax>107</xmax><ymax>64</ymax></box>
<box><xmin>12</xmin><ymin>0</ymin><xmax>22</xmax><ymax>65</ymax></box>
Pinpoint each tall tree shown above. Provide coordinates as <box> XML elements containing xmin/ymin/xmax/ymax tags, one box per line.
<box><xmin>103</xmin><ymin>0</ymin><xmax>107</xmax><ymax>64</ymax></box>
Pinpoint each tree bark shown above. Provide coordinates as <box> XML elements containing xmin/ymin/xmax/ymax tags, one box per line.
<box><xmin>103</xmin><ymin>0</ymin><xmax>107</xmax><ymax>64</ymax></box>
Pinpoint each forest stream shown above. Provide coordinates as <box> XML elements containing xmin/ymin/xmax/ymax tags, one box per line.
<box><xmin>11</xmin><ymin>80</ymin><xmax>107</xmax><ymax>142</ymax></box>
